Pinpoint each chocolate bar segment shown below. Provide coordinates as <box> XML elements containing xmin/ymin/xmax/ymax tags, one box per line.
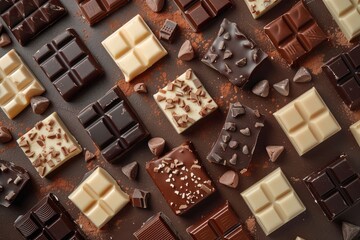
<box><xmin>244</xmin><ymin>0</ymin><xmax>282</xmax><ymax>19</ymax></box>
<box><xmin>173</xmin><ymin>0</ymin><xmax>233</xmax><ymax>32</ymax></box>
<box><xmin>33</xmin><ymin>28</ymin><xmax>103</xmax><ymax>101</ymax></box>
<box><xmin>146</xmin><ymin>142</ymin><xmax>215</xmax><ymax>215</ymax></box>
<box><xmin>0</xmin><ymin>0</ymin><xmax>67</xmax><ymax>46</ymax></box>
<box><xmin>78</xmin><ymin>86</ymin><xmax>149</xmax><ymax>162</ymax></box>
<box><xmin>202</xmin><ymin>19</ymin><xmax>268</xmax><ymax>88</ymax></box>
<box><xmin>186</xmin><ymin>201</ymin><xmax>252</xmax><ymax>240</ymax></box>
<box><xmin>264</xmin><ymin>0</ymin><xmax>326</xmax><ymax>65</ymax></box>
<box><xmin>303</xmin><ymin>155</ymin><xmax>360</xmax><ymax>221</ymax></box>
<box><xmin>76</xmin><ymin>0</ymin><xmax>130</xmax><ymax>26</ymax></box>
<box><xmin>322</xmin><ymin>44</ymin><xmax>360</xmax><ymax>110</ymax></box>
<box><xmin>207</xmin><ymin>102</ymin><xmax>265</xmax><ymax>172</ymax></box>
<box><xmin>14</xmin><ymin>193</ymin><xmax>86</xmax><ymax>239</ymax></box>
<box><xmin>350</xmin><ymin>120</ymin><xmax>360</xmax><ymax>147</ymax></box>
<box><xmin>0</xmin><ymin>160</ymin><xmax>30</xmax><ymax>207</ymax></box>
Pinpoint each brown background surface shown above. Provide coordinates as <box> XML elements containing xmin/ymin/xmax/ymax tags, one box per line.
<box><xmin>0</xmin><ymin>0</ymin><xmax>359</xmax><ymax>239</ymax></box>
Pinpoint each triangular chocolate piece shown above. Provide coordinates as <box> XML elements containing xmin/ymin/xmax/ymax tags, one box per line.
<box><xmin>122</xmin><ymin>162</ymin><xmax>139</xmax><ymax>180</ymax></box>
<box><xmin>266</xmin><ymin>146</ymin><xmax>284</xmax><ymax>162</ymax></box>
<box><xmin>273</xmin><ymin>79</ymin><xmax>290</xmax><ymax>96</ymax></box>
<box><xmin>342</xmin><ymin>222</ymin><xmax>360</xmax><ymax>240</ymax></box>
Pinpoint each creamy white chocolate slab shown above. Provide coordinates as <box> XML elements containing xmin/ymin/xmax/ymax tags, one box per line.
<box><xmin>153</xmin><ymin>69</ymin><xmax>218</xmax><ymax>134</ymax></box>
<box><xmin>274</xmin><ymin>87</ymin><xmax>341</xmax><ymax>156</ymax></box>
<box><xmin>244</xmin><ymin>0</ymin><xmax>282</xmax><ymax>19</ymax></box>
<box><xmin>69</xmin><ymin>167</ymin><xmax>129</xmax><ymax>229</ymax></box>
<box><xmin>241</xmin><ymin>168</ymin><xmax>306</xmax><ymax>236</ymax></box>
<box><xmin>323</xmin><ymin>0</ymin><xmax>360</xmax><ymax>41</ymax></box>
<box><xmin>0</xmin><ymin>49</ymin><xmax>45</xmax><ymax>119</ymax></box>
<box><xmin>350</xmin><ymin>120</ymin><xmax>360</xmax><ymax>147</ymax></box>
<box><xmin>102</xmin><ymin>15</ymin><xmax>167</xmax><ymax>82</ymax></box>
<box><xmin>17</xmin><ymin>112</ymin><xmax>82</xmax><ymax>178</ymax></box>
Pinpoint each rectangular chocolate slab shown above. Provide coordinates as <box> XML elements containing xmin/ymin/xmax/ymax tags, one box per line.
<box><xmin>0</xmin><ymin>0</ymin><xmax>67</xmax><ymax>46</ymax></box>
<box><xmin>146</xmin><ymin>142</ymin><xmax>215</xmax><ymax>215</ymax></box>
<box><xmin>78</xmin><ymin>86</ymin><xmax>149</xmax><ymax>162</ymax></box>
<box><xmin>303</xmin><ymin>155</ymin><xmax>360</xmax><ymax>221</ymax></box>
<box><xmin>14</xmin><ymin>193</ymin><xmax>86</xmax><ymax>239</ymax></box>
<box><xmin>33</xmin><ymin>28</ymin><xmax>104</xmax><ymax>101</ymax></box>
<box><xmin>322</xmin><ymin>44</ymin><xmax>360</xmax><ymax>111</ymax></box>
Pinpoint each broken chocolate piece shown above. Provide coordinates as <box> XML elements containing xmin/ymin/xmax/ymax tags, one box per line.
<box><xmin>273</xmin><ymin>79</ymin><xmax>290</xmax><ymax>96</ymax></box>
<box><xmin>0</xmin><ymin>127</ymin><xmax>12</xmax><ymax>143</ymax></box>
<box><xmin>122</xmin><ymin>162</ymin><xmax>139</xmax><ymax>180</ymax></box>
<box><xmin>342</xmin><ymin>222</ymin><xmax>360</xmax><ymax>240</ymax></box>
<box><xmin>148</xmin><ymin>137</ymin><xmax>165</xmax><ymax>156</ymax></box>
<box><xmin>159</xmin><ymin>19</ymin><xmax>178</xmax><ymax>42</ymax></box>
<box><xmin>146</xmin><ymin>0</ymin><xmax>165</xmax><ymax>12</ymax></box>
<box><xmin>0</xmin><ymin>33</ymin><xmax>11</xmax><ymax>47</ymax></box>
<box><xmin>266</xmin><ymin>146</ymin><xmax>284</xmax><ymax>162</ymax></box>
<box><xmin>131</xmin><ymin>189</ymin><xmax>150</xmax><ymax>208</ymax></box>
<box><xmin>293</xmin><ymin>67</ymin><xmax>312</xmax><ymax>83</ymax></box>
<box><xmin>252</xmin><ymin>80</ymin><xmax>269</xmax><ymax>97</ymax></box>
<box><xmin>178</xmin><ymin>40</ymin><xmax>195</xmax><ymax>61</ymax></box>
<box><xmin>84</xmin><ymin>150</ymin><xmax>96</xmax><ymax>162</ymax></box>
<box><xmin>219</xmin><ymin>170</ymin><xmax>239</xmax><ymax>188</ymax></box>
<box><xmin>134</xmin><ymin>83</ymin><xmax>148</xmax><ymax>93</ymax></box>
<box><xmin>30</xmin><ymin>96</ymin><xmax>50</xmax><ymax>115</ymax></box>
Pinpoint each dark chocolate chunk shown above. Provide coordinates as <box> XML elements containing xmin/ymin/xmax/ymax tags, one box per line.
<box><xmin>323</xmin><ymin>44</ymin><xmax>360</xmax><ymax>110</ymax></box>
<box><xmin>76</xmin><ymin>0</ymin><xmax>130</xmax><ymax>26</ymax></box>
<box><xmin>78</xmin><ymin>86</ymin><xmax>149</xmax><ymax>162</ymax></box>
<box><xmin>273</xmin><ymin>79</ymin><xmax>290</xmax><ymax>96</ymax></box>
<box><xmin>0</xmin><ymin>32</ymin><xmax>11</xmax><ymax>47</ymax></box>
<box><xmin>208</xmin><ymin>102</ymin><xmax>265</xmax><ymax>172</ymax></box>
<box><xmin>146</xmin><ymin>0</ymin><xmax>165</xmax><ymax>12</ymax></box>
<box><xmin>202</xmin><ymin>19</ymin><xmax>268</xmax><ymax>88</ymax></box>
<box><xmin>159</xmin><ymin>19</ymin><xmax>178</xmax><ymax>42</ymax></box>
<box><xmin>186</xmin><ymin>201</ymin><xmax>252</xmax><ymax>239</ymax></box>
<box><xmin>173</xmin><ymin>0</ymin><xmax>233</xmax><ymax>32</ymax></box>
<box><xmin>252</xmin><ymin>80</ymin><xmax>269</xmax><ymax>97</ymax></box>
<box><xmin>0</xmin><ymin>0</ymin><xmax>67</xmax><ymax>46</ymax></box>
<box><xmin>33</xmin><ymin>28</ymin><xmax>103</xmax><ymax>101</ymax></box>
<box><xmin>14</xmin><ymin>193</ymin><xmax>86</xmax><ymax>239</ymax></box>
<box><xmin>293</xmin><ymin>67</ymin><xmax>312</xmax><ymax>83</ymax></box>
<box><xmin>219</xmin><ymin>170</ymin><xmax>239</xmax><ymax>188</ymax></box>
<box><xmin>122</xmin><ymin>162</ymin><xmax>139</xmax><ymax>180</ymax></box>
<box><xmin>264</xmin><ymin>1</ymin><xmax>326</xmax><ymax>65</ymax></box>
<box><xmin>178</xmin><ymin>40</ymin><xmax>195</xmax><ymax>61</ymax></box>
<box><xmin>148</xmin><ymin>137</ymin><xmax>165</xmax><ymax>156</ymax></box>
<box><xmin>134</xmin><ymin>83</ymin><xmax>148</xmax><ymax>94</ymax></box>
<box><xmin>131</xmin><ymin>189</ymin><xmax>150</xmax><ymax>208</ymax></box>
<box><xmin>84</xmin><ymin>150</ymin><xmax>96</xmax><ymax>162</ymax></box>
<box><xmin>303</xmin><ymin>155</ymin><xmax>360</xmax><ymax>221</ymax></box>
<box><xmin>0</xmin><ymin>126</ymin><xmax>12</xmax><ymax>143</ymax></box>
<box><xmin>266</xmin><ymin>145</ymin><xmax>284</xmax><ymax>162</ymax></box>
<box><xmin>342</xmin><ymin>222</ymin><xmax>360</xmax><ymax>240</ymax></box>
<box><xmin>30</xmin><ymin>96</ymin><xmax>50</xmax><ymax>115</ymax></box>
<box><xmin>134</xmin><ymin>212</ymin><xmax>180</xmax><ymax>240</ymax></box>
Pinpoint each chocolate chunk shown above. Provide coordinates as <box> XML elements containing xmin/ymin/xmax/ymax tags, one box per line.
<box><xmin>293</xmin><ymin>67</ymin><xmax>312</xmax><ymax>83</ymax></box>
<box><xmin>0</xmin><ymin>32</ymin><xmax>11</xmax><ymax>47</ymax></box>
<box><xmin>240</xmin><ymin>128</ymin><xmax>251</xmax><ymax>136</ymax></box>
<box><xmin>84</xmin><ymin>150</ymin><xmax>96</xmax><ymax>162</ymax></box>
<box><xmin>30</xmin><ymin>96</ymin><xmax>50</xmax><ymax>115</ymax></box>
<box><xmin>146</xmin><ymin>0</ymin><xmax>165</xmax><ymax>12</ymax></box>
<box><xmin>273</xmin><ymin>79</ymin><xmax>290</xmax><ymax>96</ymax></box>
<box><xmin>229</xmin><ymin>154</ymin><xmax>237</xmax><ymax>165</ymax></box>
<box><xmin>228</xmin><ymin>141</ymin><xmax>239</xmax><ymax>149</ymax></box>
<box><xmin>242</xmin><ymin>145</ymin><xmax>249</xmax><ymax>155</ymax></box>
<box><xmin>266</xmin><ymin>146</ymin><xmax>284</xmax><ymax>162</ymax></box>
<box><xmin>159</xmin><ymin>19</ymin><xmax>178</xmax><ymax>42</ymax></box>
<box><xmin>131</xmin><ymin>189</ymin><xmax>150</xmax><ymax>208</ymax></box>
<box><xmin>148</xmin><ymin>137</ymin><xmax>165</xmax><ymax>156</ymax></box>
<box><xmin>252</xmin><ymin>80</ymin><xmax>269</xmax><ymax>97</ymax></box>
<box><xmin>224</xmin><ymin>122</ymin><xmax>236</xmax><ymax>131</ymax></box>
<box><xmin>134</xmin><ymin>83</ymin><xmax>148</xmax><ymax>93</ymax></box>
<box><xmin>0</xmin><ymin>126</ymin><xmax>12</xmax><ymax>143</ymax></box>
<box><xmin>178</xmin><ymin>40</ymin><xmax>195</xmax><ymax>61</ymax></box>
<box><xmin>219</xmin><ymin>170</ymin><xmax>239</xmax><ymax>188</ymax></box>
<box><xmin>342</xmin><ymin>222</ymin><xmax>360</xmax><ymax>240</ymax></box>
<box><xmin>122</xmin><ymin>162</ymin><xmax>139</xmax><ymax>180</ymax></box>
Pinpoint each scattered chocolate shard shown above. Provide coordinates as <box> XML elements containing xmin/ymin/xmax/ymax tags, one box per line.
<box><xmin>30</xmin><ymin>96</ymin><xmax>50</xmax><ymax>114</ymax></box>
<box><xmin>84</xmin><ymin>150</ymin><xmax>96</xmax><ymax>162</ymax></box>
<box><xmin>273</xmin><ymin>79</ymin><xmax>290</xmax><ymax>96</ymax></box>
<box><xmin>134</xmin><ymin>83</ymin><xmax>148</xmax><ymax>93</ymax></box>
<box><xmin>229</xmin><ymin>154</ymin><xmax>237</xmax><ymax>165</ymax></box>
<box><xmin>252</xmin><ymin>80</ymin><xmax>269</xmax><ymax>97</ymax></box>
<box><xmin>240</xmin><ymin>128</ymin><xmax>251</xmax><ymax>136</ymax></box>
<box><xmin>219</xmin><ymin>170</ymin><xmax>239</xmax><ymax>188</ymax></box>
<box><xmin>178</xmin><ymin>40</ymin><xmax>194</xmax><ymax>61</ymax></box>
<box><xmin>146</xmin><ymin>0</ymin><xmax>165</xmax><ymax>12</ymax></box>
<box><xmin>266</xmin><ymin>146</ymin><xmax>284</xmax><ymax>162</ymax></box>
<box><xmin>0</xmin><ymin>33</ymin><xmax>11</xmax><ymax>47</ymax></box>
<box><xmin>122</xmin><ymin>162</ymin><xmax>139</xmax><ymax>180</ymax></box>
<box><xmin>131</xmin><ymin>189</ymin><xmax>150</xmax><ymax>208</ymax></box>
<box><xmin>242</xmin><ymin>145</ymin><xmax>249</xmax><ymax>155</ymax></box>
<box><xmin>0</xmin><ymin>127</ymin><xmax>12</xmax><ymax>143</ymax></box>
<box><xmin>223</xmin><ymin>50</ymin><xmax>233</xmax><ymax>59</ymax></box>
<box><xmin>148</xmin><ymin>137</ymin><xmax>165</xmax><ymax>156</ymax></box>
<box><xmin>342</xmin><ymin>222</ymin><xmax>360</xmax><ymax>240</ymax></box>
<box><xmin>293</xmin><ymin>67</ymin><xmax>312</xmax><ymax>83</ymax></box>
<box><xmin>159</xmin><ymin>19</ymin><xmax>178</xmax><ymax>42</ymax></box>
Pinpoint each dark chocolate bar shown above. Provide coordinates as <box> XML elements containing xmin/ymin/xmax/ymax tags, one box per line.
<box><xmin>78</xmin><ymin>86</ymin><xmax>149</xmax><ymax>162</ymax></box>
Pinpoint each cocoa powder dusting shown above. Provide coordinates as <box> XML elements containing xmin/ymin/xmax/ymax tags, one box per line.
<box><xmin>77</xmin><ymin>214</ymin><xmax>103</xmax><ymax>239</ymax></box>
<box><xmin>302</xmin><ymin>54</ymin><xmax>325</xmax><ymax>76</ymax></box>
<box><xmin>245</xmin><ymin>215</ymin><xmax>256</xmax><ymax>234</ymax></box>
<box><xmin>328</xmin><ymin>28</ymin><xmax>355</xmax><ymax>48</ymax></box>
<box><xmin>39</xmin><ymin>178</ymin><xmax>74</xmax><ymax>195</ymax></box>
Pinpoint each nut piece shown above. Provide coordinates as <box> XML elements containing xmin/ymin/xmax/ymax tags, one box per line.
<box><xmin>219</xmin><ymin>170</ymin><xmax>239</xmax><ymax>188</ymax></box>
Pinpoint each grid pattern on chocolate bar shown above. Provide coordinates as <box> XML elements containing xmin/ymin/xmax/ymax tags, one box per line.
<box><xmin>78</xmin><ymin>86</ymin><xmax>148</xmax><ymax>162</ymax></box>
<box><xmin>274</xmin><ymin>88</ymin><xmax>341</xmax><ymax>156</ymax></box>
<box><xmin>241</xmin><ymin>168</ymin><xmax>306</xmax><ymax>235</ymax></box>
<box><xmin>0</xmin><ymin>0</ymin><xmax>67</xmax><ymax>46</ymax></box>
<box><xmin>264</xmin><ymin>1</ymin><xmax>326</xmax><ymax>65</ymax></box>
<box><xmin>33</xmin><ymin>28</ymin><xmax>103</xmax><ymax>101</ymax></box>
<box><xmin>304</xmin><ymin>156</ymin><xmax>360</xmax><ymax>221</ymax></box>
<box><xmin>322</xmin><ymin>45</ymin><xmax>360</xmax><ymax>110</ymax></box>
<box><xmin>14</xmin><ymin>193</ymin><xmax>85</xmax><ymax>240</ymax></box>
<box><xmin>173</xmin><ymin>0</ymin><xmax>233</xmax><ymax>32</ymax></box>
<box><xmin>76</xmin><ymin>0</ymin><xmax>129</xmax><ymax>25</ymax></box>
<box><xmin>323</xmin><ymin>0</ymin><xmax>360</xmax><ymax>41</ymax></box>
<box><xmin>0</xmin><ymin>49</ymin><xmax>45</xmax><ymax>119</ymax></box>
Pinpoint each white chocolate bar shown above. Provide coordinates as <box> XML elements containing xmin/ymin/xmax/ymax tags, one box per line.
<box><xmin>350</xmin><ymin>120</ymin><xmax>360</xmax><ymax>147</ymax></box>
<box><xmin>274</xmin><ymin>87</ymin><xmax>341</xmax><ymax>156</ymax></box>
<box><xmin>244</xmin><ymin>0</ymin><xmax>282</xmax><ymax>19</ymax></box>
<box><xmin>102</xmin><ymin>15</ymin><xmax>167</xmax><ymax>82</ymax></box>
<box><xmin>0</xmin><ymin>49</ymin><xmax>45</xmax><ymax>119</ymax></box>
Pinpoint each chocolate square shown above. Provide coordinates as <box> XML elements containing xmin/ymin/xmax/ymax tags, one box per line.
<box><xmin>33</xmin><ymin>28</ymin><xmax>103</xmax><ymax>101</ymax></box>
<box><xmin>264</xmin><ymin>0</ymin><xmax>326</xmax><ymax>65</ymax></box>
<box><xmin>202</xmin><ymin>19</ymin><xmax>268</xmax><ymax>88</ymax></box>
<box><xmin>78</xmin><ymin>86</ymin><xmax>149</xmax><ymax>162</ymax></box>
<box><xmin>146</xmin><ymin>142</ymin><xmax>215</xmax><ymax>215</ymax></box>
<box><xmin>303</xmin><ymin>155</ymin><xmax>360</xmax><ymax>221</ymax></box>
<box><xmin>323</xmin><ymin>44</ymin><xmax>360</xmax><ymax>110</ymax></box>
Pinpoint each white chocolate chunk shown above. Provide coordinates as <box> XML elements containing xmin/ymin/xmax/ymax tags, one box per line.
<box><xmin>350</xmin><ymin>120</ymin><xmax>360</xmax><ymax>147</ymax></box>
<box><xmin>244</xmin><ymin>0</ymin><xmax>282</xmax><ymax>19</ymax></box>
